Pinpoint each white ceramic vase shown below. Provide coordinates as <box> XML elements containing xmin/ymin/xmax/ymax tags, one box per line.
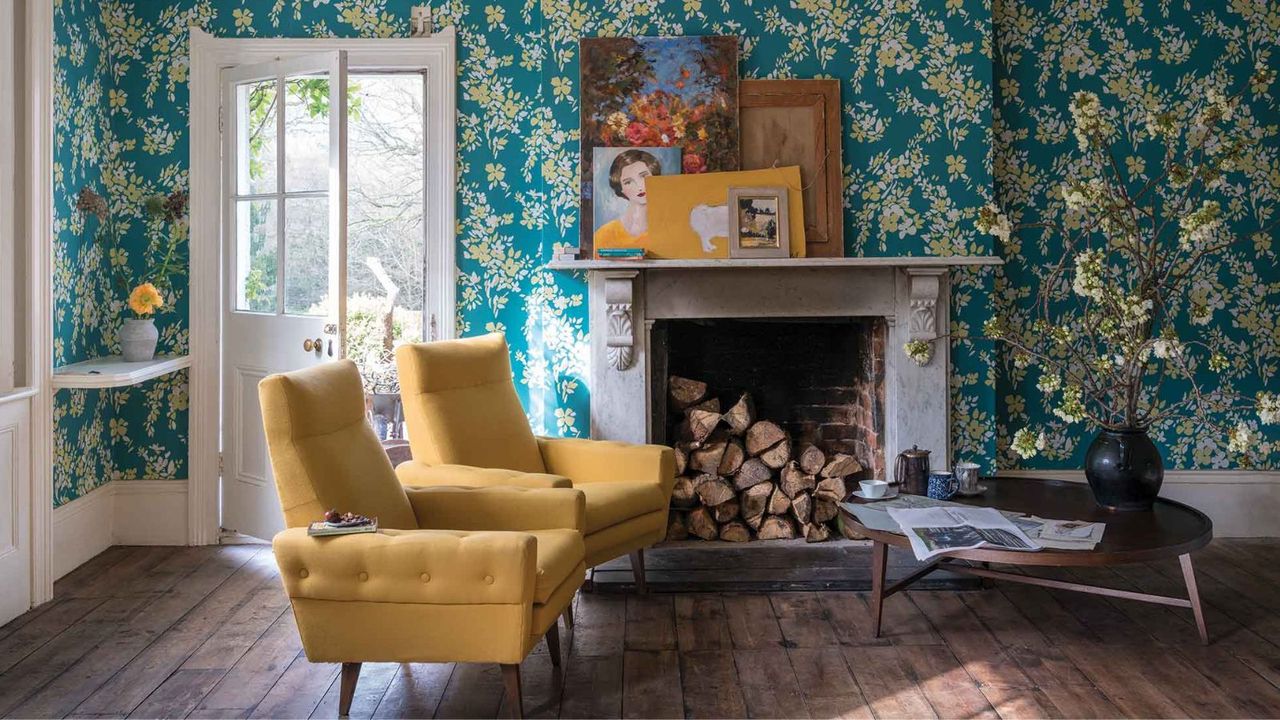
<box><xmin>120</xmin><ymin>317</ymin><xmax>158</xmax><ymax>361</ymax></box>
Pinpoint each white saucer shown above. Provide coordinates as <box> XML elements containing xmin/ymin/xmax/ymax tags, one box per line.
<box><xmin>955</xmin><ymin>484</ymin><xmax>988</xmax><ymax>497</ymax></box>
<box><xmin>851</xmin><ymin>486</ymin><xmax>900</xmax><ymax>501</ymax></box>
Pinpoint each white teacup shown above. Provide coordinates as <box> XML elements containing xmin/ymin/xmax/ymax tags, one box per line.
<box><xmin>859</xmin><ymin>479</ymin><xmax>888</xmax><ymax>498</ymax></box>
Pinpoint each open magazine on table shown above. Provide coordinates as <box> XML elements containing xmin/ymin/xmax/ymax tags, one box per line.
<box><xmin>886</xmin><ymin>506</ymin><xmax>1041</xmax><ymax>561</ymax></box>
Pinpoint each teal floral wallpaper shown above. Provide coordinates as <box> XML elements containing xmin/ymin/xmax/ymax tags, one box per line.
<box><xmin>50</xmin><ymin>0</ymin><xmax>1275</xmax><ymax>505</ymax></box>
<box><xmin>993</xmin><ymin>1</ymin><xmax>1279</xmax><ymax>469</ymax></box>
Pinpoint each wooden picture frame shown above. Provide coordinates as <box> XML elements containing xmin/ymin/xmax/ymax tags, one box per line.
<box><xmin>727</xmin><ymin>186</ymin><xmax>790</xmax><ymax>258</ymax></box>
<box><xmin>739</xmin><ymin>79</ymin><xmax>844</xmax><ymax>257</ymax></box>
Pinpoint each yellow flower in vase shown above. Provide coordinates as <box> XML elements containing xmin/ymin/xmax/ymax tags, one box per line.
<box><xmin>128</xmin><ymin>282</ymin><xmax>164</xmax><ymax>317</ymax></box>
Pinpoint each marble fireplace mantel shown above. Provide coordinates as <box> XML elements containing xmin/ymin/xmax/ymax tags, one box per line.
<box><xmin>550</xmin><ymin>256</ymin><xmax>1003</xmax><ymax>471</ymax></box>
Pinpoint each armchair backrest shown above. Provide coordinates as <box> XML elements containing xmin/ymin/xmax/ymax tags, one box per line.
<box><xmin>258</xmin><ymin>359</ymin><xmax>418</xmax><ymax>530</ymax></box>
<box><xmin>395</xmin><ymin>333</ymin><xmax>547</xmax><ymax>474</ymax></box>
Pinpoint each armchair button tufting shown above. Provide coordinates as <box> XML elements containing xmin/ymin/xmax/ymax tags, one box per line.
<box><xmin>359</xmin><ymin>572</ymin><xmax>369</xmax><ymax>582</ymax></box>
<box><xmin>299</xmin><ymin>569</ymin><xmax>309</xmax><ymax>578</ymax></box>
<box><xmin>420</xmin><ymin>573</ymin><xmax>431</xmax><ymax>583</ymax></box>
<box><xmin>484</xmin><ymin>575</ymin><xmax>495</xmax><ymax>585</ymax></box>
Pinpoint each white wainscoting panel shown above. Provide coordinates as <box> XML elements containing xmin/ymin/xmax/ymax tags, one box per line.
<box><xmin>998</xmin><ymin>470</ymin><xmax>1280</xmax><ymax>538</ymax></box>
<box><xmin>51</xmin><ymin>479</ymin><xmax>189</xmax><ymax>579</ymax></box>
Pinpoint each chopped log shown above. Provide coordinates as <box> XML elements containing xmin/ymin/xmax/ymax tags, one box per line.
<box><xmin>798</xmin><ymin>444</ymin><xmax>826</xmax><ymax>475</ymax></box>
<box><xmin>717</xmin><ymin>439</ymin><xmax>746</xmax><ymax>476</ymax></box>
<box><xmin>719</xmin><ymin>521</ymin><xmax>751</xmax><ymax>543</ymax></box>
<box><xmin>690</xmin><ymin>438</ymin><xmax>727</xmax><ymax>475</ymax></box>
<box><xmin>768</xmin><ymin>486</ymin><xmax>791</xmax><ymax>515</ymax></box>
<box><xmin>669</xmin><ymin>376</ymin><xmax>707</xmax><ymax>411</ymax></box>
<box><xmin>734</xmin><ymin>458</ymin><xmax>773</xmax><ymax>491</ymax></box>
<box><xmin>673</xmin><ymin>445</ymin><xmax>688</xmax><ymax>476</ymax></box>
<box><xmin>666</xmin><ymin>512</ymin><xmax>688</xmax><ymax>541</ymax></box>
<box><xmin>790</xmin><ymin>492</ymin><xmax>813</xmax><ymax>525</ymax></box>
<box><xmin>813</xmin><ymin>499</ymin><xmax>838</xmax><ymax>524</ymax></box>
<box><xmin>821</xmin><ymin>453</ymin><xmax>863</xmax><ymax>478</ymax></box>
<box><xmin>759</xmin><ymin>439</ymin><xmax>791</xmax><ymax>470</ymax></box>
<box><xmin>740</xmin><ymin>482</ymin><xmax>773</xmax><ymax>525</ymax></box>
<box><xmin>687</xmin><ymin>408</ymin><xmax>722</xmax><ymax>447</ymax></box>
<box><xmin>722</xmin><ymin>393</ymin><xmax>755</xmax><ymax>436</ymax></box>
<box><xmin>758</xmin><ymin>516</ymin><xmax>797</xmax><ymax>540</ymax></box>
<box><xmin>688</xmin><ymin>506</ymin><xmax>719</xmax><ymax>540</ymax></box>
<box><xmin>814</xmin><ymin>477</ymin><xmax>846</xmax><ymax>503</ymax></box>
<box><xmin>690</xmin><ymin>397</ymin><xmax>721</xmax><ymax>414</ymax></box>
<box><xmin>743</xmin><ymin>510</ymin><xmax>764</xmax><ymax>531</ymax></box>
<box><xmin>673</xmin><ymin>418</ymin><xmax>693</xmax><ymax>444</ymax></box>
<box><xmin>671</xmin><ymin>476</ymin><xmax>698</xmax><ymax>508</ymax></box>
<box><xmin>779</xmin><ymin>462</ymin><xmax>816</xmax><ymax>498</ymax></box>
<box><xmin>745</xmin><ymin>420</ymin><xmax>787</xmax><ymax>456</ymax></box>
<box><xmin>805</xmin><ymin>522</ymin><xmax>832</xmax><ymax>543</ymax></box>
<box><xmin>712</xmin><ymin>499</ymin><xmax>740</xmax><ymax>524</ymax></box>
<box><xmin>695</xmin><ymin>476</ymin><xmax>736</xmax><ymax>507</ymax></box>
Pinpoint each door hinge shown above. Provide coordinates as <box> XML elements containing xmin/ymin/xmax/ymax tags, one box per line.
<box><xmin>429</xmin><ymin>313</ymin><xmax>438</xmax><ymax>341</ymax></box>
<box><xmin>217</xmin><ymin>452</ymin><xmax>224</xmax><ymax>474</ymax></box>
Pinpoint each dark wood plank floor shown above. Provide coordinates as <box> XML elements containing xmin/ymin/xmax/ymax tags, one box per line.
<box><xmin>3</xmin><ymin>540</ymin><xmax>1280</xmax><ymax>719</ymax></box>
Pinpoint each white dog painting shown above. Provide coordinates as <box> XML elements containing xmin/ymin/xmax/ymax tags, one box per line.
<box><xmin>689</xmin><ymin>203</ymin><xmax>728</xmax><ymax>254</ymax></box>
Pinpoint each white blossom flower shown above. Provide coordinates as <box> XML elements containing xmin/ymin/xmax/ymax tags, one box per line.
<box><xmin>1036</xmin><ymin>373</ymin><xmax>1061</xmax><ymax>394</ymax></box>
<box><xmin>1011</xmin><ymin>427</ymin><xmax>1048</xmax><ymax>459</ymax></box>
<box><xmin>1072</xmin><ymin>249</ymin><xmax>1105</xmax><ymax>301</ymax></box>
<box><xmin>1259</xmin><ymin>393</ymin><xmax>1280</xmax><ymax>425</ymax></box>
<box><xmin>1189</xmin><ymin>303</ymin><xmax>1213</xmax><ymax>326</ymax></box>
<box><xmin>975</xmin><ymin>203</ymin><xmax>1013</xmax><ymax>244</ymax></box>
<box><xmin>1069</xmin><ymin>91</ymin><xmax>1104</xmax><ymax>151</ymax></box>
<box><xmin>1118</xmin><ymin>294</ymin><xmax>1154</xmax><ymax>330</ymax></box>
<box><xmin>1053</xmin><ymin>385</ymin><xmax>1088</xmax><ymax>423</ymax></box>
<box><xmin>1153</xmin><ymin>339</ymin><xmax>1183</xmax><ymax>361</ymax></box>
<box><xmin>903</xmin><ymin>340</ymin><xmax>932</xmax><ymax>365</ymax></box>
<box><xmin>1227</xmin><ymin>422</ymin><xmax>1252</xmax><ymax>454</ymax></box>
<box><xmin>1178</xmin><ymin>200</ymin><xmax>1223</xmax><ymax>250</ymax></box>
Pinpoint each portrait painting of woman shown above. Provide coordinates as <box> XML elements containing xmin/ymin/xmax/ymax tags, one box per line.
<box><xmin>591</xmin><ymin>146</ymin><xmax>682</xmax><ymax>249</ymax></box>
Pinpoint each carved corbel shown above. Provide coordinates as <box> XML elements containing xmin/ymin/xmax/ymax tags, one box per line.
<box><xmin>603</xmin><ymin>272</ymin><xmax>638</xmax><ymax>371</ymax></box>
<box><xmin>904</xmin><ymin>268</ymin><xmax>945</xmax><ymax>366</ymax></box>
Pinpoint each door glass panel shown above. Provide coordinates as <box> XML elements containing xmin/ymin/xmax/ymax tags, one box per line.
<box><xmin>284</xmin><ymin>76</ymin><xmax>330</xmax><ymax>193</ymax></box>
<box><xmin>283</xmin><ymin>196</ymin><xmax>329</xmax><ymax>315</ymax></box>
<box><xmin>235</xmin><ymin>199</ymin><xmax>277</xmax><ymax>313</ymax></box>
<box><xmin>346</xmin><ymin>73</ymin><xmax>426</xmax><ymax>403</ymax></box>
<box><xmin>237</xmin><ymin>80</ymin><xmax>278</xmax><ymax>196</ymax></box>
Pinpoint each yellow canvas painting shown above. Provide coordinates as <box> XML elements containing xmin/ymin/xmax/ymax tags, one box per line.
<box><xmin>637</xmin><ymin>166</ymin><xmax>807</xmax><ymax>259</ymax></box>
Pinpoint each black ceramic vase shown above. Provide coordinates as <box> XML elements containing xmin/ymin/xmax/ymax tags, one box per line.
<box><xmin>1084</xmin><ymin>428</ymin><xmax>1164</xmax><ymax>511</ymax></box>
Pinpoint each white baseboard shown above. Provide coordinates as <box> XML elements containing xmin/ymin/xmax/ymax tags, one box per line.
<box><xmin>998</xmin><ymin>469</ymin><xmax>1280</xmax><ymax>538</ymax></box>
<box><xmin>51</xmin><ymin>479</ymin><xmax>190</xmax><ymax>580</ymax></box>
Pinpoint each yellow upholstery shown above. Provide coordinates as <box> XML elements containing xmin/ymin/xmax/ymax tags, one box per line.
<box><xmin>258</xmin><ymin>359</ymin><xmax>585</xmax><ymax>670</ymax></box>
<box><xmin>394</xmin><ymin>335</ymin><xmax>677</xmax><ymax>574</ymax></box>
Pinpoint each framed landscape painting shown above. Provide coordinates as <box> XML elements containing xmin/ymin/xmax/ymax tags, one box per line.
<box><xmin>579</xmin><ymin>35</ymin><xmax>740</xmax><ymax>255</ymax></box>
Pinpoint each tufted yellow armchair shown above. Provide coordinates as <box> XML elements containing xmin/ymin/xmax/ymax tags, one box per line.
<box><xmin>259</xmin><ymin>360</ymin><xmax>585</xmax><ymax>718</ymax></box>
<box><xmin>394</xmin><ymin>333</ymin><xmax>676</xmax><ymax>591</ymax></box>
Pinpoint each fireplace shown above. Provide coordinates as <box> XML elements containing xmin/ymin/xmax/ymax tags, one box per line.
<box><xmin>651</xmin><ymin>317</ymin><xmax>887</xmax><ymax>481</ymax></box>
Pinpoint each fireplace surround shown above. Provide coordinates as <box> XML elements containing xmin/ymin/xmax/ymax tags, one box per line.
<box><xmin>550</xmin><ymin>256</ymin><xmax>1004</xmax><ymax>474</ymax></box>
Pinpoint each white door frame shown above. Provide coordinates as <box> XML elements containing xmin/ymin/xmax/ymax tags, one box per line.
<box><xmin>189</xmin><ymin>28</ymin><xmax>457</xmax><ymax>544</ymax></box>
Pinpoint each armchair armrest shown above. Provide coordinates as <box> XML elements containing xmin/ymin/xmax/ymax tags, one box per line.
<box><xmin>273</xmin><ymin>527</ymin><xmax>536</xmax><ymax>605</ymax></box>
<box><xmin>406</xmin><ymin>486</ymin><xmax>586</xmax><ymax>533</ymax></box>
<box><xmin>396</xmin><ymin>460</ymin><xmax>571</xmax><ymax>489</ymax></box>
<box><xmin>537</xmin><ymin>437</ymin><xmax>676</xmax><ymax>497</ymax></box>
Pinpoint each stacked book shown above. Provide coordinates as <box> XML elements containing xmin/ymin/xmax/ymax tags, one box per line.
<box><xmin>596</xmin><ymin>247</ymin><xmax>647</xmax><ymax>260</ymax></box>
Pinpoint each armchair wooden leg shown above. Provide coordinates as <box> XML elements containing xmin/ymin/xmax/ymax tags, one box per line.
<box><xmin>630</xmin><ymin>549</ymin><xmax>647</xmax><ymax>594</ymax></box>
<box><xmin>546</xmin><ymin>620</ymin><xmax>562</xmax><ymax>667</ymax></box>
<box><xmin>562</xmin><ymin>604</ymin><xmax>574</xmax><ymax>630</ymax></box>
<box><xmin>501</xmin><ymin>663</ymin><xmax>523</xmax><ymax>719</ymax></box>
<box><xmin>338</xmin><ymin>662</ymin><xmax>361</xmax><ymax>718</ymax></box>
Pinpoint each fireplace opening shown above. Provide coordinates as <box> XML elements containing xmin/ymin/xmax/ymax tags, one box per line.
<box><xmin>651</xmin><ymin>317</ymin><xmax>887</xmax><ymax>543</ymax></box>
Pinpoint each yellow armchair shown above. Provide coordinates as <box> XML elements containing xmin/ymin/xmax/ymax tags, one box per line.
<box><xmin>395</xmin><ymin>333</ymin><xmax>676</xmax><ymax>590</ymax></box>
<box><xmin>260</xmin><ymin>360</ymin><xmax>584</xmax><ymax>718</ymax></box>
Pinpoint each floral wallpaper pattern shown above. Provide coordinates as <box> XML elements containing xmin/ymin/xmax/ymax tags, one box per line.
<box><xmin>50</xmin><ymin>0</ymin><xmax>1274</xmax><ymax>505</ymax></box>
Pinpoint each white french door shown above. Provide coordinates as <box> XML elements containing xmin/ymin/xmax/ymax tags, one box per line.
<box><xmin>220</xmin><ymin>51</ymin><xmax>348</xmax><ymax>541</ymax></box>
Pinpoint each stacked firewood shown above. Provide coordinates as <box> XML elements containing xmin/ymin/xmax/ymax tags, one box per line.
<box><xmin>664</xmin><ymin>376</ymin><xmax>863</xmax><ymax>543</ymax></box>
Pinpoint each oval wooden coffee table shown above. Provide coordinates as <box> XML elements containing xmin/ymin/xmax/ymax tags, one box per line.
<box><xmin>839</xmin><ymin>477</ymin><xmax>1214</xmax><ymax>643</ymax></box>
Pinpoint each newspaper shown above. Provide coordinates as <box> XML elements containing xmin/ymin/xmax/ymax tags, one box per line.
<box><xmin>887</xmin><ymin>506</ymin><xmax>1042</xmax><ymax>561</ymax></box>
<box><xmin>840</xmin><ymin>494</ymin><xmax>1022</xmax><ymax>536</ymax></box>
<box><xmin>1012</xmin><ymin>516</ymin><xmax>1105</xmax><ymax>550</ymax></box>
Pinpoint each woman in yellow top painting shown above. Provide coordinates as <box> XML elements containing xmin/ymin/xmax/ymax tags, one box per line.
<box><xmin>592</xmin><ymin>147</ymin><xmax>680</xmax><ymax>249</ymax></box>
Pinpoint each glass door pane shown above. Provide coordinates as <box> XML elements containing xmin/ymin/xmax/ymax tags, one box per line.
<box><xmin>345</xmin><ymin>72</ymin><xmax>427</xmax><ymax>397</ymax></box>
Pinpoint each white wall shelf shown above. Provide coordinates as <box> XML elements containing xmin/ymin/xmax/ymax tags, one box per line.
<box><xmin>52</xmin><ymin>355</ymin><xmax>191</xmax><ymax>389</ymax></box>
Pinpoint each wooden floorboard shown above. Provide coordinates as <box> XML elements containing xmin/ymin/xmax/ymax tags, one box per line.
<box><xmin>2</xmin><ymin>540</ymin><xmax>1279</xmax><ymax>718</ymax></box>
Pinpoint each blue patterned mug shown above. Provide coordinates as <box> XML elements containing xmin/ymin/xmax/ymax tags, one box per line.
<box><xmin>927</xmin><ymin>471</ymin><xmax>958</xmax><ymax>501</ymax></box>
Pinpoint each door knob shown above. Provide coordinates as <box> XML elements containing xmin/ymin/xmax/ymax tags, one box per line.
<box><xmin>303</xmin><ymin>338</ymin><xmax>315</xmax><ymax>352</ymax></box>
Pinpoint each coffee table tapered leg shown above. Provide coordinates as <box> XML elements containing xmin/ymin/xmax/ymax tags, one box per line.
<box><xmin>869</xmin><ymin>541</ymin><xmax>888</xmax><ymax>638</ymax></box>
<box><xmin>1180</xmin><ymin>553</ymin><xmax>1208</xmax><ymax>645</ymax></box>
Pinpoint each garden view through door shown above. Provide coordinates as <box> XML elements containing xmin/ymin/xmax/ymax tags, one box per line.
<box><xmin>221</xmin><ymin>52</ymin><xmax>429</xmax><ymax>540</ymax></box>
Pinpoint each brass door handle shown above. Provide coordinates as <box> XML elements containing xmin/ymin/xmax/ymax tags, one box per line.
<box><xmin>303</xmin><ymin>338</ymin><xmax>315</xmax><ymax>352</ymax></box>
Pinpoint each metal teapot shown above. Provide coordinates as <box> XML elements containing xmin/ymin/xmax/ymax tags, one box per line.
<box><xmin>894</xmin><ymin>445</ymin><xmax>931</xmax><ymax>495</ymax></box>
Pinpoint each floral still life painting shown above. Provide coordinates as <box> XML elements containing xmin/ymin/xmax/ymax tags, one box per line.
<box><xmin>579</xmin><ymin>35</ymin><xmax>739</xmax><ymax>254</ymax></box>
<box><xmin>591</xmin><ymin>146</ymin><xmax>682</xmax><ymax>251</ymax></box>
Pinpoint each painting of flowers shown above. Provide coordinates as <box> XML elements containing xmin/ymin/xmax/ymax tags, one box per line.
<box><xmin>579</xmin><ymin>35</ymin><xmax>739</xmax><ymax>255</ymax></box>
